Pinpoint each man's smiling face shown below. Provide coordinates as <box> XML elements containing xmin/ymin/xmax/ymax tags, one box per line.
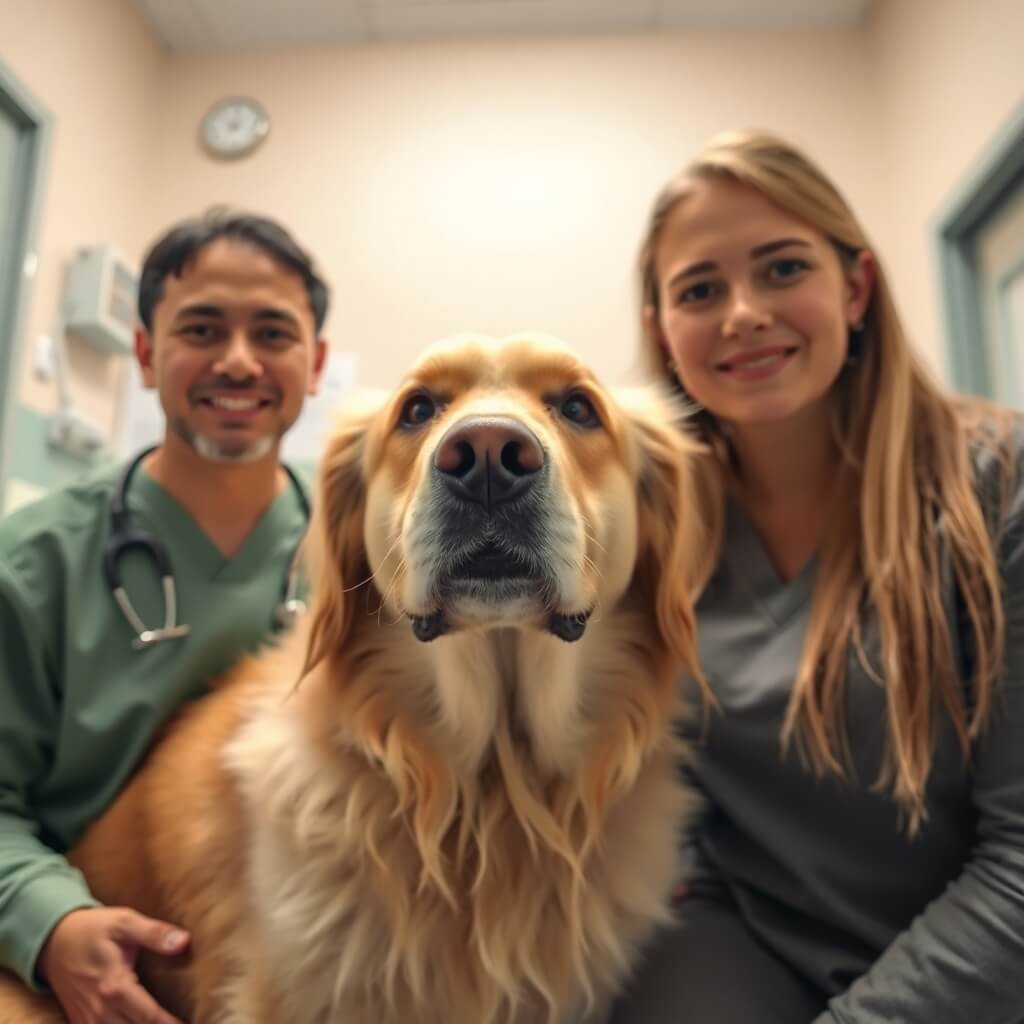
<box><xmin>136</xmin><ymin>238</ymin><xmax>326</xmax><ymax>463</ymax></box>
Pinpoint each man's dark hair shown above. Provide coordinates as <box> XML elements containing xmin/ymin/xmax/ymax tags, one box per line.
<box><xmin>137</xmin><ymin>209</ymin><xmax>330</xmax><ymax>332</ymax></box>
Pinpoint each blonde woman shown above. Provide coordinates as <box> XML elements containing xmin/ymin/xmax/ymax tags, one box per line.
<box><xmin>613</xmin><ymin>132</ymin><xmax>1024</xmax><ymax>1023</ymax></box>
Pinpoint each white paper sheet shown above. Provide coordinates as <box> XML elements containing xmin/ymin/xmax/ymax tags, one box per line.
<box><xmin>115</xmin><ymin>363</ymin><xmax>164</xmax><ymax>459</ymax></box>
<box><xmin>115</xmin><ymin>351</ymin><xmax>359</xmax><ymax>465</ymax></box>
<box><xmin>282</xmin><ymin>351</ymin><xmax>359</xmax><ymax>464</ymax></box>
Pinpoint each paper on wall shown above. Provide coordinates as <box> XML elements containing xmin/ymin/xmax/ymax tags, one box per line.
<box><xmin>282</xmin><ymin>350</ymin><xmax>360</xmax><ymax>464</ymax></box>
<box><xmin>115</xmin><ymin>363</ymin><xmax>164</xmax><ymax>459</ymax></box>
<box><xmin>115</xmin><ymin>350</ymin><xmax>359</xmax><ymax>465</ymax></box>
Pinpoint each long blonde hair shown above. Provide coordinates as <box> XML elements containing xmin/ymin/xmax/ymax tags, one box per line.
<box><xmin>639</xmin><ymin>130</ymin><xmax>1015</xmax><ymax>830</ymax></box>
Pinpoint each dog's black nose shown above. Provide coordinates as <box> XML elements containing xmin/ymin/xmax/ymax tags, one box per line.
<box><xmin>434</xmin><ymin>416</ymin><xmax>544</xmax><ymax>507</ymax></box>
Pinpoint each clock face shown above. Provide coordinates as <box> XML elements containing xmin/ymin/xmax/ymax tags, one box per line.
<box><xmin>200</xmin><ymin>97</ymin><xmax>270</xmax><ymax>159</ymax></box>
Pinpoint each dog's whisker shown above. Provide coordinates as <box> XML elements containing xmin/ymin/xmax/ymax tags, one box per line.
<box><xmin>341</xmin><ymin>539</ymin><xmax>402</xmax><ymax>596</ymax></box>
<box><xmin>341</xmin><ymin>573</ymin><xmax>376</xmax><ymax>595</ymax></box>
<box><xmin>374</xmin><ymin>557</ymin><xmax>408</xmax><ymax>623</ymax></box>
<box><xmin>581</xmin><ymin>518</ymin><xmax>607</xmax><ymax>555</ymax></box>
<box><xmin>383</xmin><ymin>605</ymin><xmax>408</xmax><ymax>627</ymax></box>
<box><xmin>376</xmin><ymin>530</ymin><xmax>405</xmax><ymax>572</ymax></box>
<box><xmin>358</xmin><ymin>531</ymin><xmax>405</xmax><ymax>596</ymax></box>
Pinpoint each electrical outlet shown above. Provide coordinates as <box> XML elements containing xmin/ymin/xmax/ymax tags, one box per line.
<box><xmin>33</xmin><ymin>334</ymin><xmax>56</xmax><ymax>381</ymax></box>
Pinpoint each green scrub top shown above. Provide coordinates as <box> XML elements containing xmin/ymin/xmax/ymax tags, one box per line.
<box><xmin>0</xmin><ymin>458</ymin><xmax>308</xmax><ymax>986</ymax></box>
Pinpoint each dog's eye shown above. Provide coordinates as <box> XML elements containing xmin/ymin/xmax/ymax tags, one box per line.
<box><xmin>399</xmin><ymin>393</ymin><xmax>437</xmax><ymax>428</ymax></box>
<box><xmin>560</xmin><ymin>392</ymin><xmax>600</xmax><ymax>428</ymax></box>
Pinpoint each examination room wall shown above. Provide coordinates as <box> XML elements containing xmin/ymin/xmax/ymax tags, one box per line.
<box><xmin>142</xmin><ymin>27</ymin><xmax>885</xmax><ymax>391</ymax></box>
<box><xmin>1</xmin><ymin>0</ymin><xmax>1022</xmax><ymax>511</ymax></box>
<box><xmin>867</xmin><ymin>0</ymin><xmax>1024</xmax><ymax>377</ymax></box>
<box><xmin>0</xmin><ymin>0</ymin><xmax>165</xmax><ymax>508</ymax></box>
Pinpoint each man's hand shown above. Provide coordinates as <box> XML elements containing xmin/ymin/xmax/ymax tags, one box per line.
<box><xmin>37</xmin><ymin>906</ymin><xmax>190</xmax><ymax>1024</ymax></box>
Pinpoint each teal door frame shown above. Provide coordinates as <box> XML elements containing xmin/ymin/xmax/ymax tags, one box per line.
<box><xmin>994</xmin><ymin>252</ymin><xmax>1024</xmax><ymax>407</ymax></box>
<box><xmin>934</xmin><ymin>101</ymin><xmax>1024</xmax><ymax>398</ymax></box>
<box><xmin>0</xmin><ymin>61</ymin><xmax>52</xmax><ymax>512</ymax></box>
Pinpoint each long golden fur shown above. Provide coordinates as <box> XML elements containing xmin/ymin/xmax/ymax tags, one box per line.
<box><xmin>0</xmin><ymin>334</ymin><xmax>708</xmax><ymax>1024</ymax></box>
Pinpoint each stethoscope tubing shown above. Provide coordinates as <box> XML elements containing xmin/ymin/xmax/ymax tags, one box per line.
<box><xmin>105</xmin><ymin>446</ymin><xmax>311</xmax><ymax>648</ymax></box>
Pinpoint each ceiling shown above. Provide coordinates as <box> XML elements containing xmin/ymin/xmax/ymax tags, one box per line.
<box><xmin>133</xmin><ymin>0</ymin><xmax>873</xmax><ymax>51</ymax></box>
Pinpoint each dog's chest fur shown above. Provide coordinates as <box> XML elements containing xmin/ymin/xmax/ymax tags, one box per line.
<box><xmin>221</xmin><ymin>665</ymin><xmax>689</xmax><ymax>1024</ymax></box>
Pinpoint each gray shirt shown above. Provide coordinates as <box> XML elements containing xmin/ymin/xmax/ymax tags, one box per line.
<box><xmin>682</xmin><ymin>461</ymin><xmax>1024</xmax><ymax>1022</ymax></box>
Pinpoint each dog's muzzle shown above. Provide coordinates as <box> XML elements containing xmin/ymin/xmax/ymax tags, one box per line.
<box><xmin>406</xmin><ymin>414</ymin><xmax>592</xmax><ymax>643</ymax></box>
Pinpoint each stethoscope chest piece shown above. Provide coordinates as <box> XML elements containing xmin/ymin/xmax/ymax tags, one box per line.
<box><xmin>103</xmin><ymin>525</ymin><xmax>192</xmax><ymax>651</ymax></box>
<box><xmin>274</xmin><ymin>597</ymin><xmax>307</xmax><ymax>630</ymax></box>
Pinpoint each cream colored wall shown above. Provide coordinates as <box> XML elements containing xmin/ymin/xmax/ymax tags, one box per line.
<box><xmin>0</xmin><ymin>0</ymin><xmax>165</xmax><ymax>433</ymax></box>
<box><xmin>4</xmin><ymin>0</ymin><xmax>1022</xmax><ymax>430</ymax></box>
<box><xmin>868</xmin><ymin>0</ymin><xmax>1024</xmax><ymax>374</ymax></box>
<box><xmin>146</xmin><ymin>30</ymin><xmax>883</xmax><ymax>388</ymax></box>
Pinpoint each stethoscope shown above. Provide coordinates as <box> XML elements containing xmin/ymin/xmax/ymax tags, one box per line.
<box><xmin>104</xmin><ymin>445</ymin><xmax>311</xmax><ymax>650</ymax></box>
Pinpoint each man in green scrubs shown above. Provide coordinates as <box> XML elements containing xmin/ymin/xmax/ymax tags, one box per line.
<box><xmin>0</xmin><ymin>211</ymin><xmax>329</xmax><ymax>1023</ymax></box>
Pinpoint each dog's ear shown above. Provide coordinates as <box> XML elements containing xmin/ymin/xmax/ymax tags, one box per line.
<box><xmin>301</xmin><ymin>393</ymin><xmax>385</xmax><ymax>676</ymax></box>
<box><xmin>624</xmin><ymin>389</ymin><xmax>720</xmax><ymax>696</ymax></box>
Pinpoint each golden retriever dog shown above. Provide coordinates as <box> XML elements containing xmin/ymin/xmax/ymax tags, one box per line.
<box><xmin>0</xmin><ymin>334</ymin><xmax>709</xmax><ymax>1024</ymax></box>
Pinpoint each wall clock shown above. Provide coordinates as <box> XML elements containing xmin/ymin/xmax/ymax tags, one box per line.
<box><xmin>200</xmin><ymin>96</ymin><xmax>270</xmax><ymax>159</ymax></box>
